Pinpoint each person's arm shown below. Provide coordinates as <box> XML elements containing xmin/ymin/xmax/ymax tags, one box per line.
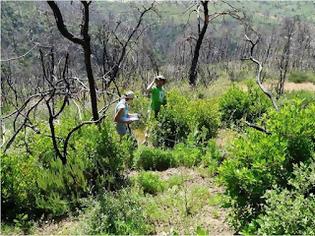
<box><xmin>146</xmin><ymin>78</ymin><xmax>156</xmax><ymax>93</ymax></box>
<box><xmin>114</xmin><ymin>108</ymin><xmax>124</xmax><ymax>122</ymax></box>
<box><xmin>114</xmin><ymin>108</ymin><xmax>133</xmax><ymax>124</ymax></box>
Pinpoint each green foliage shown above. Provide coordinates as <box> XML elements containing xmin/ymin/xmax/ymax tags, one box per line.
<box><xmin>1</xmin><ymin>153</ymin><xmax>39</xmax><ymax>221</ymax></box>
<box><xmin>188</xmin><ymin>99</ymin><xmax>220</xmax><ymax>145</ymax></box>
<box><xmin>219</xmin><ymin>81</ymin><xmax>270</xmax><ymax>126</ymax></box>
<box><xmin>1</xmin><ymin>117</ymin><xmax>133</xmax><ymax>222</ymax></box>
<box><xmin>242</xmin><ymin>161</ymin><xmax>315</xmax><ymax>234</ymax></box>
<box><xmin>219</xmin><ymin>99</ymin><xmax>315</xmax><ymax>232</ymax></box>
<box><xmin>172</xmin><ymin>143</ymin><xmax>202</xmax><ymax>167</ymax></box>
<box><xmin>265</xmin><ymin>99</ymin><xmax>315</xmax><ymax>169</ymax></box>
<box><xmin>134</xmin><ymin>141</ymin><xmax>219</xmax><ymax>171</ymax></box>
<box><xmin>288</xmin><ymin>71</ymin><xmax>315</xmax><ymax>84</ymax></box>
<box><xmin>130</xmin><ymin>92</ymin><xmax>150</xmax><ymax>129</ymax></box>
<box><xmin>201</xmin><ymin>140</ymin><xmax>222</xmax><ymax>175</ymax></box>
<box><xmin>151</xmin><ymin>90</ymin><xmax>220</xmax><ymax>148</ymax></box>
<box><xmin>219</xmin><ymin>131</ymin><xmax>288</xmax><ymax>230</ymax></box>
<box><xmin>135</xmin><ymin>171</ymin><xmax>166</xmax><ymax>194</ymax></box>
<box><xmin>254</xmin><ymin>190</ymin><xmax>315</xmax><ymax>235</ymax></box>
<box><xmin>87</xmin><ymin>188</ymin><xmax>152</xmax><ymax>235</ymax></box>
<box><xmin>134</xmin><ymin>146</ymin><xmax>175</xmax><ymax>171</ymax></box>
<box><xmin>285</xmin><ymin>90</ymin><xmax>315</xmax><ymax>106</ymax></box>
<box><xmin>89</xmin><ymin>122</ymin><xmax>131</xmax><ymax>191</ymax></box>
<box><xmin>153</xmin><ymin>105</ymin><xmax>190</xmax><ymax>148</ymax></box>
<box><xmin>288</xmin><ymin>161</ymin><xmax>315</xmax><ymax>195</ymax></box>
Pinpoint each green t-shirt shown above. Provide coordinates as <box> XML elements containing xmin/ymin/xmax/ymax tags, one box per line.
<box><xmin>151</xmin><ymin>86</ymin><xmax>166</xmax><ymax>112</ymax></box>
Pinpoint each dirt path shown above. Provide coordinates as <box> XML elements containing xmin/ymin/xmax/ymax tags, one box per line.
<box><xmin>140</xmin><ymin>167</ymin><xmax>233</xmax><ymax>235</ymax></box>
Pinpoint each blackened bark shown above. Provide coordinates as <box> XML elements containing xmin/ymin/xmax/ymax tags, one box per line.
<box><xmin>189</xmin><ymin>1</ymin><xmax>209</xmax><ymax>86</ymax></box>
<box><xmin>47</xmin><ymin>1</ymin><xmax>99</xmax><ymax>120</ymax></box>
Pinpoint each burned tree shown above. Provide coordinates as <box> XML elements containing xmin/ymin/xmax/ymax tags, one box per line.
<box><xmin>276</xmin><ymin>17</ymin><xmax>296</xmax><ymax>98</ymax></box>
<box><xmin>47</xmin><ymin>1</ymin><xmax>99</xmax><ymax>120</ymax></box>
<box><xmin>188</xmin><ymin>1</ymin><xmax>240</xmax><ymax>86</ymax></box>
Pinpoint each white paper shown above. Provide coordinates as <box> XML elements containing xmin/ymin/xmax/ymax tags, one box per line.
<box><xmin>122</xmin><ymin>114</ymin><xmax>139</xmax><ymax>122</ymax></box>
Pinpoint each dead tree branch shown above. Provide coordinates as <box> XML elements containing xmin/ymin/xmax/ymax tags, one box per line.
<box><xmin>242</xmin><ymin>34</ymin><xmax>279</xmax><ymax>111</ymax></box>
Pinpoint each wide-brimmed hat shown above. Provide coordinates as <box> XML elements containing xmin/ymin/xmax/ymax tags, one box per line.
<box><xmin>155</xmin><ymin>75</ymin><xmax>166</xmax><ymax>81</ymax></box>
<box><xmin>124</xmin><ymin>90</ymin><xmax>135</xmax><ymax>99</ymax></box>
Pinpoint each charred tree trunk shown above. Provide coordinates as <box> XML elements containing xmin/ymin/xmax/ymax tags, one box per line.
<box><xmin>189</xmin><ymin>1</ymin><xmax>209</xmax><ymax>86</ymax></box>
<box><xmin>47</xmin><ymin>1</ymin><xmax>99</xmax><ymax>120</ymax></box>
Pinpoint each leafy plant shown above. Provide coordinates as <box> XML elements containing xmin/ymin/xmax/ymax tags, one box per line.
<box><xmin>219</xmin><ymin>81</ymin><xmax>270</xmax><ymax>126</ymax></box>
<box><xmin>172</xmin><ymin>143</ymin><xmax>202</xmax><ymax>167</ymax></box>
<box><xmin>87</xmin><ymin>188</ymin><xmax>152</xmax><ymax>235</ymax></box>
<box><xmin>134</xmin><ymin>146</ymin><xmax>175</xmax><ymax>171</ymax></box>
<box><xmin>219</xmin><ymin>99</ymin><xmax>315</xmax><ymax>232</ymax></box>
<box><xmin>135</xmin><ymin>171</ymin><xmax>166</xmax><ymax>194</ymax></box>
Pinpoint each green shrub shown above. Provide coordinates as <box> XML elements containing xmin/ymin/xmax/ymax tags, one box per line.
<box><xmin>153</xmin><ymin>107</ymin><xmax>190</xmax><ymax>148</ymax></box>
<box><xmin>218</xmin><ymin>131</ymin><xmax>288</xmax><ymax>231</ymax></box>
<box><xmin>254</xmin><ymin>190</ymin><xmax>315</xmax><ymax>235</ymax></box>
<box><xmin>172</xmin><ymin>143</ymin><xmax>202</xmax><ymax>167</ymax></box>
<box><xmin>151</xmin><ymin>90</ymin><xmax>220</xmax><ymax>148</ymax></box>
<box><xmin>134</xmin><ymin>143</ymin><xmax>209</xmax><ymax>171</ymax></box>
<box><xmin>285</xmin><ymin>90</ymin><xmax>315</xmax><ymax>106</ymax></box>
<box><xmin>265</xmin><ymin>99</ymin><xmax>315</xmax><ymax>169</ymax></box>
<box><xmin>1</xmin><ymin>153</ymin><xmax>39</xmax><ymax>221</ymax></box>
<box><xmin>88</xmin><ymin>122</ymin><xmax>131</xmax><ymax>191</ymax></box>
<box><xmin>151</xmin><ymin>90</ymin><xmax>190</xmax><ymax>148</ymax></box>
<box><xmin>201</xmin><ymin>140</ymin><xmax>222</xmax><ymax>174</ymax></box>
<box><xmin>219</xmin><ymin>99</ymin><xmax>315</xmax><ymax>232</ymax></box>
<box><xmin>87</xmin><ymin>188</ymin><xmax>152</xmax><ymax>235</ymax></box>
<box><xmin>242</xmin><ymin>160</ymin><xmax>315</xmax><ymax>234</ymax></box>
<box><xmin>219</xmin><ymin>81</ymin><xmax>270</xmax><ymax>126</ymax></box>
<box><xmin>2</xmin><ymin>117</ymin><xmax>133</xmax><ymax>222</ymax></box>
<box><xmin>288</xmin><ymin>71</ymin><xmax>315</xmax><ymax>84</ymax></box>
<box><xmin>288</xmin><ymin>161</ymin><xmax>315</xmax><ymax>196</ymax></box>
<box><xmin>136</xmin><ymin>171</ymin><xmax>166</xmax><ymax>194</ymax></box>
<box><xmin>130</xmin><ymin>92</ymin><xmax>150</xmax><ymax>129</ymax></box>
<box><xmin>134</xmin><ymin>146</ymin><xmax>175</xmax><ymax>171</ymax></box>
<box><xmin>188</xmin><ymin>100</ymin><xmax>220</xmax><ymax>145</ymax></box>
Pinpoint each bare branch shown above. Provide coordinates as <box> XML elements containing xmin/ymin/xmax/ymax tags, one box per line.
<box><xmin>47</xmin><ymin>1</ymin><xmax>84</xmax><ymax>45</ymax></box>
<box><xmin>242</xmin><ymin>34</ymin><xmax>279</xmax><ymax>111</ymax></box>
<box><xmin>1</xmin><ymin>43</ymin><xmax>40</xmax><ymax>62</ymax></box>
<box><xmin>244</xmin><ymin>121</ymin><xmax>272</xmax><ymax>135</ymax></box>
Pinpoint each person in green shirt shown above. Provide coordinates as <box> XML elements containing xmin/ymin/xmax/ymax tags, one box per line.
<box><xmin>146</xmin><ymin>75</ymin><xmax>167</xmax><ymax>118</ymax></box>
<box><xmin>143</xmin><ymin>75</ymin><xmax>167</xmax><ymax>145</ymax></box>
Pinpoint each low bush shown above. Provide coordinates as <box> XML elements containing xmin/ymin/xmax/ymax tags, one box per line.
<box><xmin>218</xmin><ymin>98</ymin><xmax>315</xmax><ymax>232</ymax></box>
<box><xmin>254</xmin><ymin>190</ymin><xmax>315</xmax><ymax>235</ymax></box>
<box><xmin>151</xmin><ymin>90</ymin><xmax>220</xmax><ymax>148</ymax></box>
<box><xmin>201</xmin><ymin>140</ymin><xmax>222</xmax><ymax>175</ymax></box>
<box><xmin>130</xmin><ymin>92</ymin><xmax>150</xmax><ymax>129</ymax></box>
<box><xmin>134</xmin><ymin>146</ymin><xmax>175</xmax><ymax>171</ymax></box>
<box><xmin>1</xmin><ymin>153</ymin><xmax>39</xmax><ymax>221</ymax></box>
<box><xmin>134</xmin><ymin>142</ymin><xmax>215</xmax><ymax>171</ymax></box>
<box><xmin>1</xmin><ymin>118</ymin><xmax>133</xmax><ymax>223</ymax></box>
<box><xmin>87</xmin><ymin>188</ymin><xmax>152</xmax><ymax>235</ymax></box>
<box><xmin>135</xmin><ymin>171</ymin><xmax>166</xmax><ymax>194</ymax></box>
<box><xmin>285</xmin><ymin>90</ymin><xmax>315</xmax><ymax>106</ymax></box>
<box><xmin>219</xmin><ymin>81</ymin><xmax>270</xmax><ymax>127</ymax></box>
<box><xmin>172</xmin><ymin>143</ymin><xmax>202</xmax><ymax>167</ymax></box>
<box><xmin>188</xmin><ymin>100</ymin><xmax>220</xmax><ymax>145</ymax></box>
<box><xmin>288</xmin><ymin>70</ymin><xmax>315</xmax><ymax>84</ymax></box>
<box><xmin>247</xmin><ymin>162</ymin><xmax>315</xmax><ymax>235</ymax></box>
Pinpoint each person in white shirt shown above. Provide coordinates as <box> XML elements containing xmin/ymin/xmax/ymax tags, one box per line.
<box><xmin>114</xmin><ymin>91</ymin><xmax>137</xmax><ymax>136</ymax></box>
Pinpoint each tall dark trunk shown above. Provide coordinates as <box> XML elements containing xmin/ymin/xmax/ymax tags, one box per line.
<box><xmin>188</xmin><ymin>1</ymin><xmax>209</xmax><ymax>86</ymax></box>
<box><xmin>83</xmin><ymin>44</ymin><xmax>99</xmax><ymax>120</ymax></box>
<box><xmin>47</xmin><ymin>1</ymin><xmax>99</xmax><ymax>121</ymax></box>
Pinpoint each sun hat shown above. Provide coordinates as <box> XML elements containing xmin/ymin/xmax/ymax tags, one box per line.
<box><xmin>155</xmin><ymin>75</ymin><xmax>166</xmax><ymax>81</ymax></box>
<box><xmin>124</xmin><ymin>90</ymin><xmax>135</xmax><ymax>99</ymax></box>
